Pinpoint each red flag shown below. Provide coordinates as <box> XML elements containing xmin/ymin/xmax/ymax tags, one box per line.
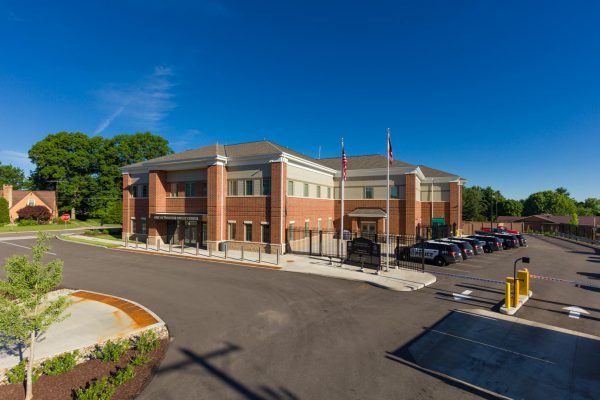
<box><xmin>387</xmin><ymin>128</ymin><xmax>393</xmax><ymax>165</ymax></box>
<box><xmin>342</xmin><ymin>141</ymin><xmax>348</xmax><ymax>181</ymax></box>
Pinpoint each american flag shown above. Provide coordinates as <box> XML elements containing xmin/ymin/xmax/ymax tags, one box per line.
<box><xmin>342</xmin><ymin>140</ymin><xmax>348</xmax><ymax>181</ymax></box>
<box><xmin>387</xmin><ymin>128</ymin><xmax>393</xmax><ymax>165</ymax></box>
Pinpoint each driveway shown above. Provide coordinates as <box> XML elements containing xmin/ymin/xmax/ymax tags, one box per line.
<box><xmin>0</xmin><ymin>235</ymin><xmax>598</xmax><ymax>399</ymax></box>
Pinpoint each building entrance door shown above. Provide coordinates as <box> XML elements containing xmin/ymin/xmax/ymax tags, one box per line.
<box><xmin>200</xmin><ymin>221</ymin><xmax>207</xmax><ymax>248</ymax></box>
<box><xmin>184</xmin><ymin>221</ymin><xmax>198</xmax><ymax>247</ymax></box>
<box><xmin>167</xmin><ymin>221</ymin><xmax>180</xmax><ymax>244</ymax></box>
<box><xmin>360</xmin><ymin>221</ymin><xmax>376</xmax><ymax>241</ymax></box>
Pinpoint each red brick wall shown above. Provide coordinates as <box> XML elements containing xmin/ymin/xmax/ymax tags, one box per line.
<box><xmin>270</xmin><ymin>162</ymin><xmax>286</xmax><ymax>246</ymax></box>
<box><xmin>449</xmin><ymin>182</ymin><xmax>460</xmax><ymax>228</ymax></box>
<box><xmin>148</xmin><ymin>171</ymin><xmax>168</xmax><ymax>240</ymax></box>
<box><xmin>333</xmin><ymin>199</ymin><xmax>406</xmax><ymax>234</ymax></box>
<box><xmin>207</xmin><ymin>164</ymin><xmax>227</xmax><ymax>242</ymax></box>
<box><xmin>420</xmin><ymin>202</ymin><xmax>451</xmax><ymax>226</ymax></box>
<box><xmin>286</xmin><ymin>197</ymin><xmax>335</xmax><ymax>231</ymax></box>
<box><xmin>225</xmin><ymin>196</ymin><xmax>271</xmax><ymax>242</ymax></box>
<box><xmin>164</xmin><ymin>198</ymin><xmax>207</xmax><ymax>214</ymax></box>
<box><xmin>122</xmin><ymin>174</ymin><xmax>132</xmax><ymax>234</ymax></box>
<box><xmin>404</xmin><ymin>174</ymin><xmax>417</xmax><ymax>234</ymax></box>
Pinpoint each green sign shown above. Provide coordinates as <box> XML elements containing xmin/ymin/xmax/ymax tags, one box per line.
<box><xmin>432</xmin><ymin>217</ymin><xmax>445</xmax><ymax>225</ymax></box>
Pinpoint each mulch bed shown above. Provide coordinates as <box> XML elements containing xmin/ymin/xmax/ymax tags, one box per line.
<box><xmin>0</xmin><ymin>338</ymin><xmax>169</xmax><ymax>400</ymax></box>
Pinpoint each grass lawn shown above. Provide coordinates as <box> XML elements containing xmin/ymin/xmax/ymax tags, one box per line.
<box><xmin>59</xmin><ymin>235</ymin><xmax>123</xmax><ymax>248</ymax></box>
<box><xmin>0</xmin><ymin>220</ymin><xmax>121</xmax><ymax>234</ymax></box>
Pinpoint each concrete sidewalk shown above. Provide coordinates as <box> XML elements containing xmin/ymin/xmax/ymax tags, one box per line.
<box><xmin>62</xmin><ymin>234</ymin><xmax>436</xmax><ymax>292</ymax></box>
<box><xmin>0</xmin><ymin>290</ymin><xmax>166</xmax><ymax>372</ymax></box>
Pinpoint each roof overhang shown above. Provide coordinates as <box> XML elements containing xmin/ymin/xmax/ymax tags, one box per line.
<box><xmin>348</xmin><ymin>208</ymin><xmax>387</xmax><ymax>218</ymax></box>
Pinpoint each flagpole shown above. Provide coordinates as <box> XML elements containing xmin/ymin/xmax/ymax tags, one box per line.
<box><xmin>386</xmin><ymin>128</ymin><xmax>391</xmax><ymax>273</ymax></box>
<box><xmin>340</xmin><ymin>138</ymin><xmax>345</xmax><ymax>266</ymax></box>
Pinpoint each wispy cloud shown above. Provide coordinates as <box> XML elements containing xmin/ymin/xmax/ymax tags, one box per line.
<box><xmin>0</xmin><ymin>150</ymin><xmax>34</xmax><ymax>172</ymax></box>
<box><xmin>7</xmin><ymin>10</ymin><xmax>24</xmax><ymax>22</ymax></box>
<box><xmin>94</xmin><ymin>66</ymin><xmax>177</xmax><ymax>134</ymax></box>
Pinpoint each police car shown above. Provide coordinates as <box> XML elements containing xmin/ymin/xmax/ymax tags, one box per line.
<box><xmin>397</xmin><ymin>241</ymin><xmax>463</xmax><ymax>266</ymax></box>
<box><xmin>438</xmin><ymin>239</ymin><xmax>475</xmax><ymax>259</ymax></box>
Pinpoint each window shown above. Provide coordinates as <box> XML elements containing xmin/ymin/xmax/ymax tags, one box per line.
<box><xmin>141</xmin><ymin>185</ymin><xmax>148</xmax><ymax>198</ymax></box>
<box><xmin>364</xmin><ymin>187</ymin><xmax>374</xmax><ymax>199</ymax></box>
<box><xmin>262</xmin><ymin>179</ymin><xmax>271</xmax><ymax>196</ymax></box>
<box><xmin>245</xmin><ymin>180</ymin><xmax>254</xmax><ymax>196</ymax></box>
<box><xmin>170</xmin><ymin>183</ymin><xmax>179</xmax><ymax>197</ymax></box>
<box><xmin>131</xmin><ymin>219</ymin><xmax>137</xmax><ymax>233</ymax></box>
<box><xmin>317</xmin><ymin>218</ymin><xmax>321</xmax><ymax>232</ymax></box>
<box><xmin>303</xmin><ymin>183</ymin><xmax>309</xmax><ymax>197</ymax></box>
<box><xmin>390</xmin><ymin>185</ymin><xmax>399</xmax><ymax>199</ymax></box>
<box><xmin>132</xmin><ymin>185</ymin><xmax>138</xmax><ymax>198</ymax></box>
<box><xmin>288</xmin><ymin>180</ymin><xmax>294</xmax><ymax>196</ymax></box>
<box><xmin>317</xmin><ymin>186</ymin><xmax>321</xmax><ymax>198</ymax></box>
<box><xmin>289</xmin><ymin>222</ymin><xmax>295</xmax><ymax>240</ymax></box>
<box><xmin>185</xmin><ymin>182</ymin><xmax>196</xmax><ymax>197</ymax></box>
<box><xmin>228</xmin><ymin>222</ymin><xmax>236</xmax><ymax>240</ymax></box>
<box><xmin>304</xmin><ymin>221</ymin><xmax>309</xmax><ymax>234</ymax></box>
<box><xmin>228</xmin><ymin>180</ymin><xmax>238</xmax><ymax>196</ymax></box>
<box><xmin>261</xmin><ymin>224</ymin><xmax>271</xmax><ymax>243</ymax></box>
<box><xmin>141</xmin><ymin>218</ymin><xmax>147</xmax><ymax>234</ymax></box>
<box><xmin>200</xmin><ymin>181</ymin><xmax>208</xmax><ymax>197</ymax></box>
<box><xmin>27</xmin><ymin>199</ymin><xmax>35</xmax><ymax>207</ymax></box>
<box><xmin>327</xmin><ymin>187</ymin><xmax>332</xmax><ymax>199</ymax></box>
<box><xmin>245</xmin><ymin>223</ymin><xmax>252</xmax><ymax>241</ymax></box>
<box><xmin>327</xmin><ymin>218</ymin><xmax>332</xmax><ymax>230</ymax></box>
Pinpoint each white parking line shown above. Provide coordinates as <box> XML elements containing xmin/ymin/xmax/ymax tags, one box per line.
<box><xmin>0</xmin><ymin>241</ymin><xmax>57</xmax><ymax>256</ymax></box>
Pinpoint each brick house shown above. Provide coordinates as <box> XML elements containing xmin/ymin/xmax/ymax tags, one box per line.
<box><xmin>0</xmin><ymin>184</ymin><xmax>58</xmax><ymax>223</ymax></box>
<box><xmin>121</xmin><ymin>140</ymin><xmax>465</xmax><ymax>253</ymax></box>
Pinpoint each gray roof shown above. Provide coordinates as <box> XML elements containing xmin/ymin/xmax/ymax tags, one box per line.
<box><xmin>124</xmin><ymin>140</ymin><xmax>320</xmax><ymax>169</ymax></box>
<box><xmin>123</xmin><ymin>140</ymin><xmax>460</xmax><ymax>178</ymax></box>
<box><xmin>417</xmin><ymin>165</ymin><xmax>457</xmax><ymax>178</ymax></box>
<box><xmin>348</xmin><ymin>208</ymin><xmax>387</xmax><ymax>218</ymax></box>
<box><xmin>318</xmin><ymin>155</ymin><xmax>415</xmax><ymax>170</ymax></box>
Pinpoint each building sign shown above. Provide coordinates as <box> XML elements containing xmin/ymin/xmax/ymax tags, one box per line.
<box><xmin>346</xmin><ymin>236</ymin><xmax>381</xmax><ymax>267</ymax></box>
<box><xmin>152</xmin><ymin>214</ymin><xmax>202</xmax><ymax>221</ymax></box>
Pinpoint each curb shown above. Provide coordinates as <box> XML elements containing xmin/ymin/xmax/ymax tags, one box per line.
<box><xmin>115</xmin><ymin>247</ymin><xmax>282</xmax><ymax>270</ymax></box>
<box><xmin>56</xmin><ymin>235</ymin><xmax>119</xmax><ymax>249</ymax></box>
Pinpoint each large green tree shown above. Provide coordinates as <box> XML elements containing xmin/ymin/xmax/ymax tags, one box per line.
<box><xmin>577</xmin><ymin>198</ymin><xmax>600</xmax><ymax>216</ymax></box>
<box><xmin>28</xmin><ymin>132</ymin><xmax>172</xmax><ymax>219</ymax></box>
<box><xmin>462</xmin><ymin>186</ymin><xmax>483</xmax><ymax>221</ymax></box>
<box><xmin>522</xmin><ymin>190</ymin><xmax>578</xmax><ymax>216</ymax></box>
<box><xmin>0</xmin><ymin>162</ymin><xmax>28</xmax><ymax>189</ymax></box>
<box><xmin>498</xmin><ymin>198</ymin><xmax>523</xmax><ymax>217</ymax></box>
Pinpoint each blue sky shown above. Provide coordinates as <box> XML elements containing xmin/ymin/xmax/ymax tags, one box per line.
<box><xmin>0</xmin><ymin>1</ymin><xmax>599</xmax><ymax>201</ymax></box>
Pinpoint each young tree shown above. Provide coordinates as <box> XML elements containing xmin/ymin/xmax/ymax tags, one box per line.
<box><xmin>0</xmin><ymin>197</ymin><xmax>9</xmax><ymax>224</ymax></box>
<box><xmin>570</xmin><ymin>213</ymin><xmax>579</xmax><ymax>225</ymax></box>
<box><xmin>0</xmin><ymin>234</ymin><xmax>69</xmax><ymax>400</ymax></box>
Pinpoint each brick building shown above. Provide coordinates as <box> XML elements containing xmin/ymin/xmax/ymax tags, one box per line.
<box><xmin>121</xmin><ymin>140</ymin><xmax>464</xmax><ymax>253</ymax></box>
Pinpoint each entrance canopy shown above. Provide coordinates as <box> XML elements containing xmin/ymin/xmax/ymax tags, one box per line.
<box><xmin>348</xmin><ymin>208</ymin><xmax>387</xmax><ymax>218</ymax></box>
<box><xmin>152</xmin><ymin>213</ymin><xmax>206</xmax><ymax>221</ymax></box>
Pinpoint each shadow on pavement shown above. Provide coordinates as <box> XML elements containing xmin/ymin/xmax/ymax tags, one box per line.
<box><xmin>386</xmin><ymin>310</ymin><xmax>600</xmax><ymax>400</ymax></box>
<box><xmin>158</xmin><ymin>343</ymin><xmax>299</xmax><ymax>400</ymax></box>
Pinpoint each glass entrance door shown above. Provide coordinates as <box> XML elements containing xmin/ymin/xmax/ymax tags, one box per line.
<box><xmin>167</xmin><ymin>221</ymin><xmax>179</xmax><ymax>244</ymax></box>
<box><xmin>200</xmin><ymin>222</ymin><xmax>207</xmax><ymax>248</ymax></box>
<box><xmin>184</xmin><ymin>221</ymin><xmax>198</xmax><ymax>246</ymax></box>
<box><xmin>360</xmin><ymin>221</ymin><xmax>376</xmax><ymax>241</ymax></box>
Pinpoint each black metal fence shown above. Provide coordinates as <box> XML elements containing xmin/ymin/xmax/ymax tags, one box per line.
<box><xmin>285</xmin><ymin>228</ymin><xmax>453</xmax><ymax>272</ymax></box>
<box><xmin>524</xmin><ymin>222</ymin><xmax>599</xmax><ymax>244</ymax></box>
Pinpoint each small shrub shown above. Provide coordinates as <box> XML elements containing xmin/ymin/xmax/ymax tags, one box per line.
<box><xmin>18</xmin><ymin>219</ymin><xmax>38</xmax><ymax>226</ymax></box>
<box><xmin>6</xmin><ymin>360</ymin><xmax>41</xmax><ymax>384</ymax></box>
<box><xmin>130</xmin><ymin>354</ymin><xmax>149</xmax><ymax>366</ymax></box>
<box><xmin>136</xmin><ymin>330</ymin><xmax>159</xmax><ymax>355</ymax></box>
<box><xmin>41</xmin><ymin>350</ymin><xmax>79</xmax><ymax>376</ymax></box>
<box><xmin>94</xmin><ymin>339</ymin><xmax>130</xmax><ymax>363</ymax></box>
<box><xmin>110</xmin><ymin>364</ymin><xmax>136</xmax><ymax>386</ymax></box>
<box><xmin>76</xmin><ymin>376</ymin><xmax>115</xmax><ymax>400</ymax></box>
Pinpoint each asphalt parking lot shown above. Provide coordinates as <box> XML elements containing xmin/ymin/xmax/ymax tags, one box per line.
<box><xmin>0</xmin><ymin>233</ymin><xmax>598</xmax><ymax>399</ymax></box>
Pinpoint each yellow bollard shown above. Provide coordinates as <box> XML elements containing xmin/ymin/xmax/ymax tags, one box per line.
<box><xmin>517</xmin><ymin>268</ymin><xmax>530</xmax><ymax>296</ymax></box>
<box><xmin>506</xmin><ymin>277</ymin><xmax>519</xmax><ymax>306</ymax></box>
<box><xmin>505</xmin><ymin>280</ymin><xmax>512</xmax><ymax>309</ymax></box>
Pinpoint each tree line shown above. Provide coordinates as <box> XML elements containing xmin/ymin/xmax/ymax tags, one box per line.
<box><xmin>0</xmin><ymin>132</ymin><xmax>172</xmax><ymax>223</ymax></box>
<box><xmin>462</xmin><ymin>186</ymin><xmax>600</xmax><ymax>222</ymax></box>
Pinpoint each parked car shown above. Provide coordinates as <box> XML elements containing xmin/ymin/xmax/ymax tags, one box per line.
<box><xmin>450</xmin><ymin>237</ymin><xmax>484</xmax><ymax>255</ymax></box>
<box><xmin>515</xmin><ymin>233</ymin><xmax>528</xmax><ymax>247</ymax></box>
<box><xmin>470</xmin><ymin>234</ymin><xmax>503</xmax><ymax>252</ymax></box>
<box><xmin>397</xmin><ymin>241</ymin><xmax>462</xmax><ymax>266</ymax></box>
<box><xmin>492</xmin><ymin>233</ymin><xmax>519</xmax><ymax>249</ymax></box>
<box><xmin>438</xmin><ymin>239</ymin><xmax>475</xmax><ymax>259</ymax></box>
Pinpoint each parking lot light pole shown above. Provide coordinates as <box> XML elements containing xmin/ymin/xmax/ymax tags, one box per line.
<box><xmin>513</xmin><ymin>256</ymin><xmax>530</xmax><ymax>301</ymax></box>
